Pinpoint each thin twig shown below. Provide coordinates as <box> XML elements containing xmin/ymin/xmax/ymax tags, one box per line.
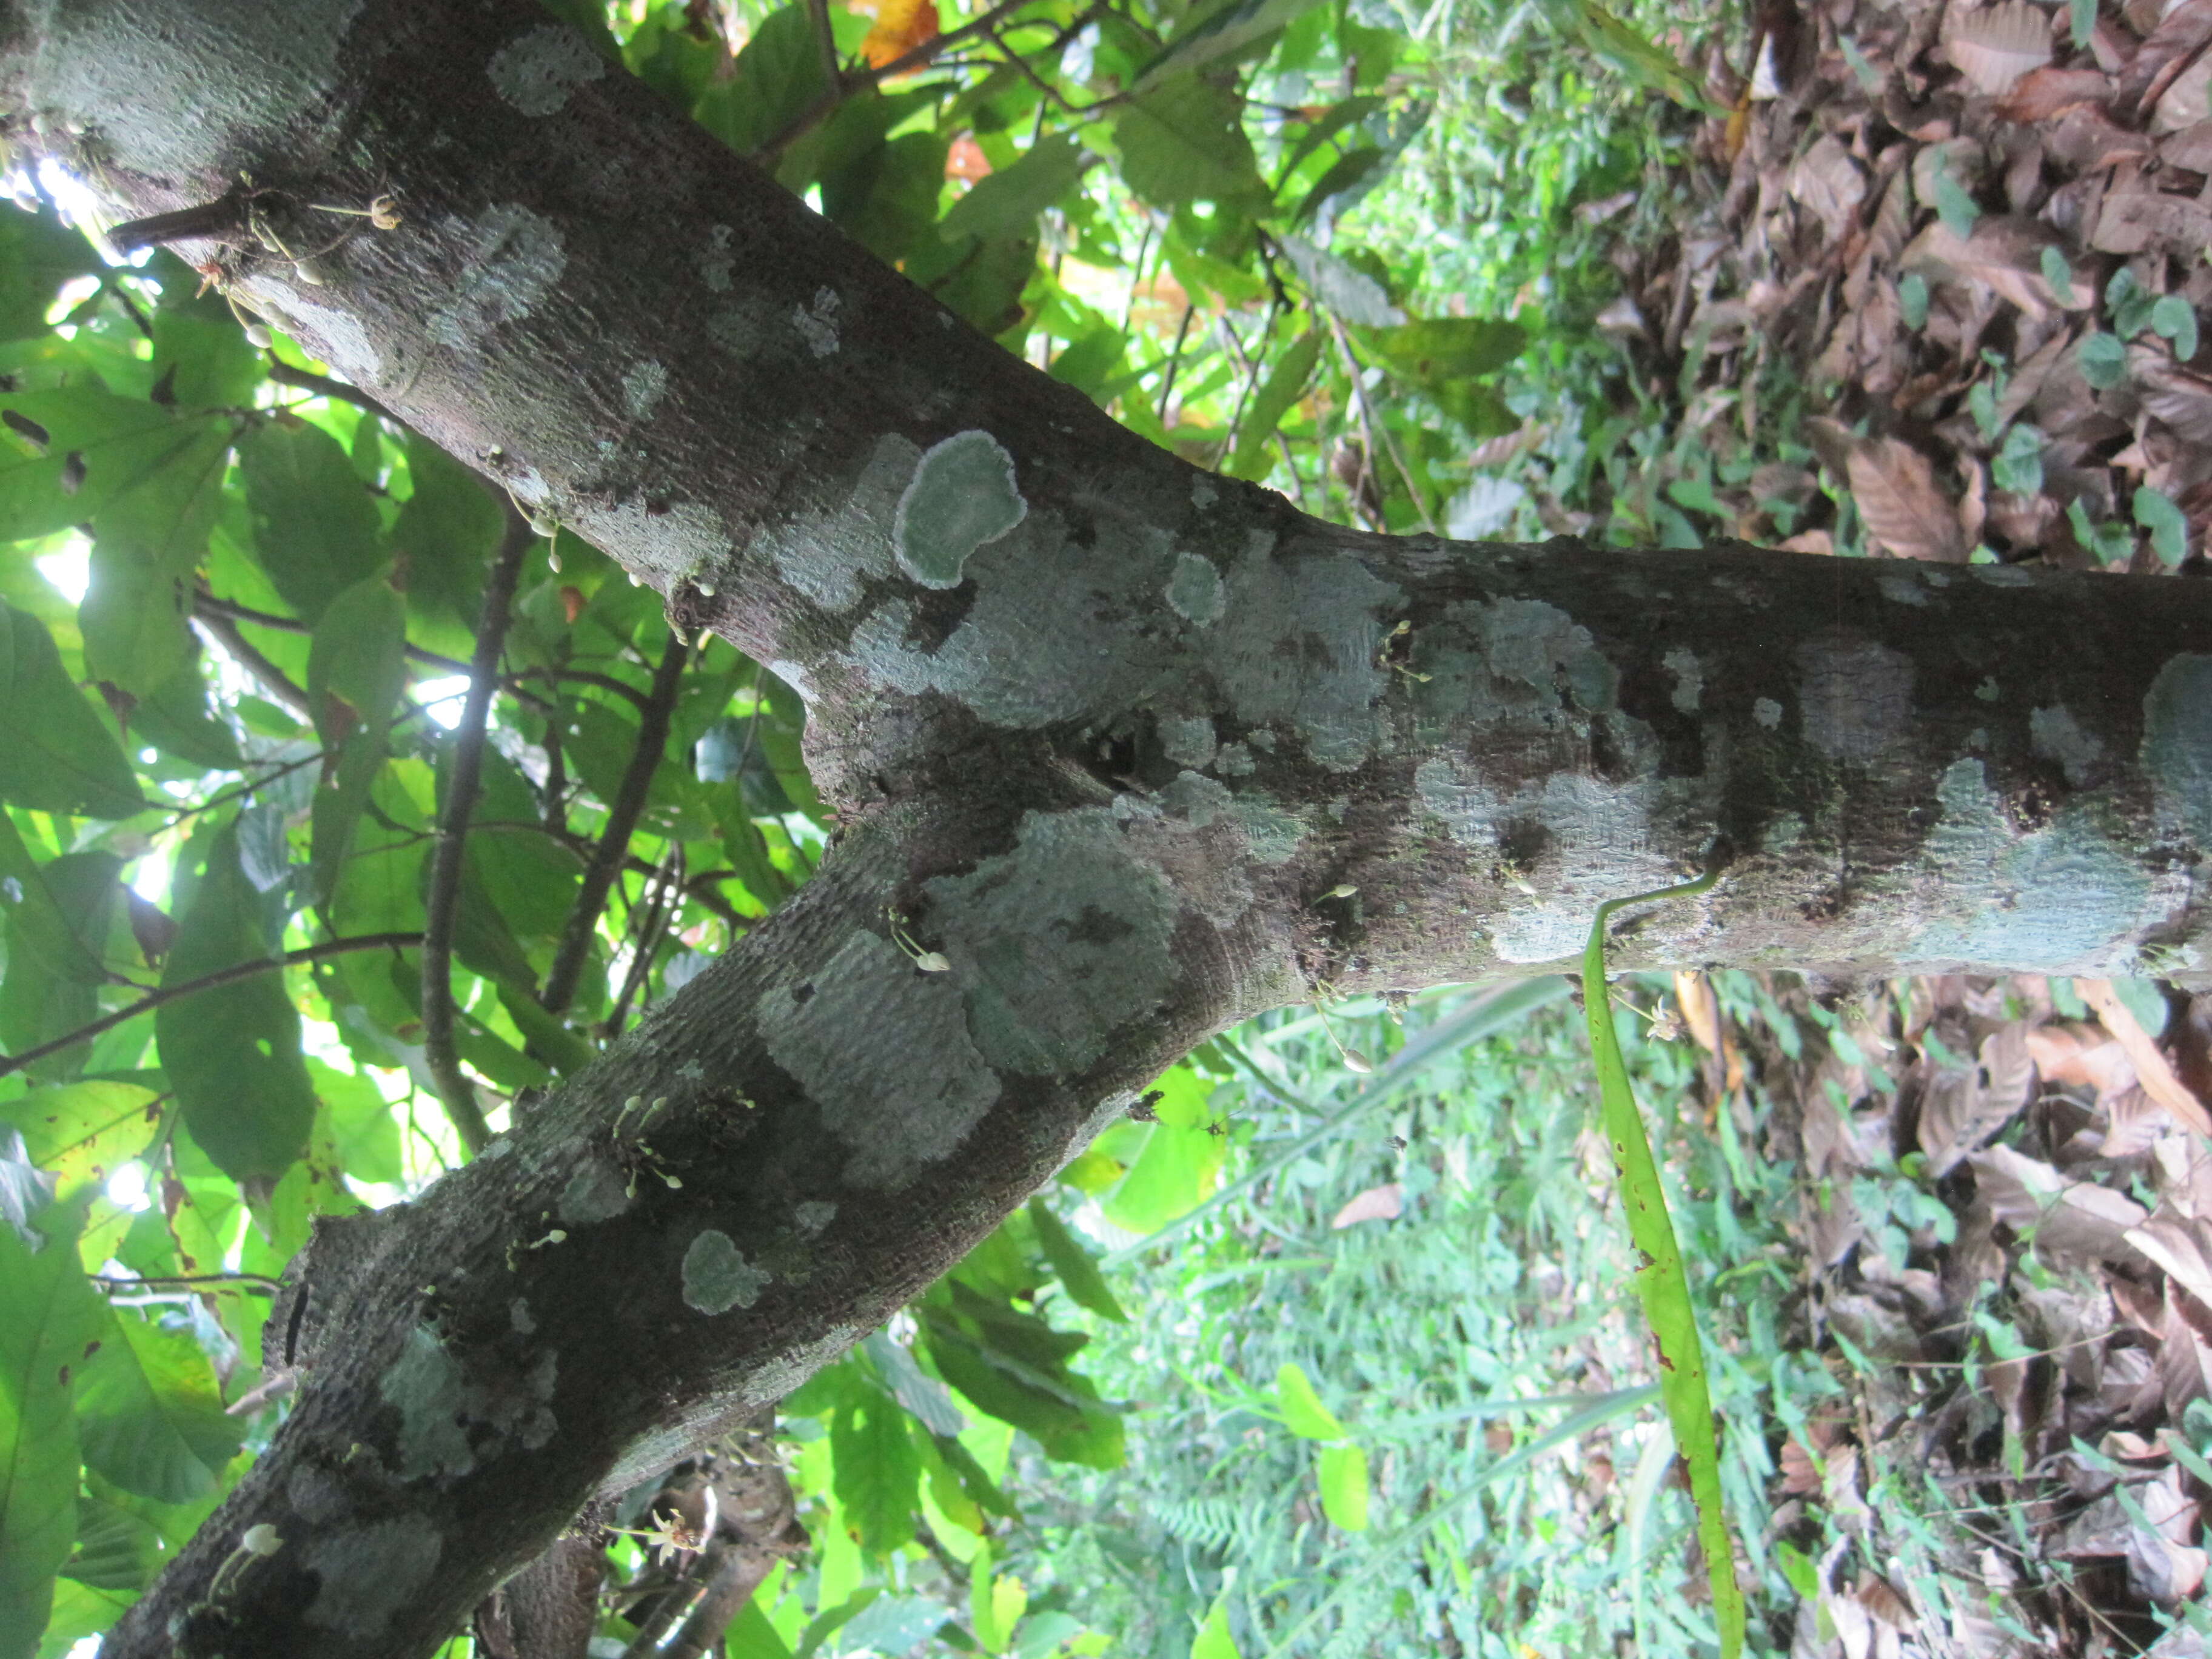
<box><xmin>1156</xmin><ymin>304</ymin><xmax>1197</xmax><ymax>424</ymax></box>
<box><xmin>664</xmin><ymin>1545</ymin><xmax>782</xmax><ymax>1659</ymax></box>
<box><xmin>420</xmin><ymin>508</ymin><xmax>531</xmax><ymax>1156</ymax></box>
<box><xmin>605</xmin><ymin>846</ymin><xmax>684</xmax><ymax>1037</ymax></box>
<box><xmin>265</xmin><ymin>360</ymin><xmax>392</xmax><ymax>418</ymax></box>
<box><xmin>541</xmin><ymin>632</ymin><xmax>689</xmax><ymax>1016</ymax></box>
<box><xmin>1329</xmin><ymin>315</ymin><xmax>1438</xmax><ymax>534</ymax></box>
<box><xmin>192</xmin><ymin>609</ymin><xmax>313</xmax><ymax>720</ymax></box>
<box><xmin>0</xmin><ymin>933</ymin><xmax>424</xmax><ymax>1080</ymax></box>
<box><xmin>106</xmin><ymin>189</ymin><xmax>250</xmax><ymax>254</ymax></box>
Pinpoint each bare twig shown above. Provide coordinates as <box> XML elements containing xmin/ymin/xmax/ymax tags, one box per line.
<box><xmin>191</xmin><ymin>609</ymin><xmax>314</xmax><ymax>720</ymax></box>
<box><xmin>762</xmin><ymin>0</ymin><xmax>1045</xmax><ymax>158</ymax></box>
<box><xmin>420</xmin><ymin>508</ymin><xmax>532</xmax><ymax>1156</ymax></box>
<box><xmin>1329</xmin><ymin>315</ymin><xmax>1438</xmax><ymax>534</ymax></box>
<box><xmin>106</xmin><ymin>188</ymin><xmax>250</xmax><ymax>254</ymax></box>
<box><xmin>605</xmin><ymin>846</ymin><xmax>684</xmax><ymax>1037</ymax></box>
<box><xmin>0</xmin><ymin>933</ymin><xmax>424</xmax><ymax>1080</ymax></box>
<box><xmin>265</xmin><ymin>360</ymin><xmax>392</xmax><ymax>419</ymax></box>
<box><xmin>540</xmin><ymin>632</ymin><xmax>689</xmax><ymax>1016</ymax></box>
<box><xmin>1156</xmin><ymin>305</ymin><xmax>1197</xmax><ymax>424</ymax></box>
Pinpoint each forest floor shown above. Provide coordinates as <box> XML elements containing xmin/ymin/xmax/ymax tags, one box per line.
<box><xmin>1558</xmin><ymin>0</ymin><xmax>2212</xmax><ymax>1649</ymax></box>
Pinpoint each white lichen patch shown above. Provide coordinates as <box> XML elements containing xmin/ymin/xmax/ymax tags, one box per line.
<box><xmin>575</xmin><ymin>497</ymin><xmax>731</xmax><ymax>595</ymax></box>
<box><xmin>793</xmin><ymin>287</ymin><xmax>841</xmax><ymax>357</ymax></box>
<box><xmin>1909</xmin><ymin>758</ymin><xmax>2150</xmax><ymax>970</ymax></box>
<box><xmin>252</xmin><ymin>278</ymin><xmax>381</xmax><ymax>384</ymax></box>
<box><xmin>509</xmin><ymin>1298</ymin><xmax>535</xmax><ymax>1335</ymax></box>
<box><xmin>621</xmin><ymin>360</ymin><xmax>669</xmax><ymax>421</ymax></box>
<box><xmin>758</xmin><ymin>930</ymin><xmax>1000</xmax><ymax>1188</ymax></box>
<box><xmin>1662</xmin><ymin>647</ymin><xmax>1703</xmax><ymax>714</ymax></box>
<box><xmin>699</xmin><ymin>225</ymin><xmax>736</xmax><ymax>292</ymax></box>
<box><xmin>427</xmin><ymin>205</ymin><xmax>566</xmax><ymax>348</ymax></box>
<box><xmin>2144</xmin><ymin>654</ymin><xmax>2212</xmax><ymax>845</ymax></box>
<box><xmin>1213</xmin><ymin>742</ymin><xmax>1255</xmax><ymax>777</ymax></box>
<box><xmin>1754</xmin><ymin>697</ymin><xmax>1783</xmax><ymax>729</ymax></box>
<box><xmin>378</xmin><ymin>1328</ymin><xmax>475</xmax><ymax>1481</ymax></box>
<box><xmin>557</xmin><ymin>1158</ymin><xmax>631</xmax><ymax>1227</ymax></box>
<box><xmin>1191</xmin><ymin>475</ymin><xmax>1218</xmax><ymax>510</ymax></box>
<box><xmin>925</xmin><ymin>808</ymin><xmax>1181</xmax><ymax>1076</ymax></box>
<box><xmin>794</xmin><ymin>1201</ymin><xmax>837</xmax><ymax>1234</ymax></box>
<box><xmin>1796</xmin><ymin>635</ymin><xmax>1912</xmax><ymax>762</ymax></box>
<box><xmin>2031</xmin><ymin>704</ymin><xmax>2104</xmax><ymax>789</ymax></box>
<box><xmin>303</xmin><ymin>1520</ymin><xmax>443</xmax><ymax>1635</ymax></box>
<box><xmin>768</xmin><ymin>434</ymin><xmax>911</xmax><ymax>611</ymax></box>
<box><xmin>682</xmin><ymin>1230</ymin><xmax>771</xmax><ymax>1315</ymax></box>
<box><xmin>1166</xmin><ymin>552</ymin><xmax>1226</xmax><ymax>626</ymax></box>
<box><xmin>893</xmin><ymin>431</ymin><xmax>1027</xmax><ymax>590</ymax></box>
<box><xmin>487</xmin><ymin>22</ymin><xmax>605</xmax><ymax>115</ymax></box>
<box><xmin>1218</xmin><ymin>547</ymin><xmax>1401</xmax><ymax>771</ymax></box>
<box><xmin>1232</xmin><ymin>793</ymin><xmax>1309</xmax><ymax>864</ymax></box>
<box><xmin>1877</xmin><ymin>571</ymin><xmax>1930</xmax><ymax>607</ymax></box>
<box><xmin>1416</xmin><ymin>757</ymin><xmax>1678</xmax><ymax>964</ymax></box>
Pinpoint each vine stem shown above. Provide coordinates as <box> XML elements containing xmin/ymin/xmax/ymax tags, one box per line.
<box><xmin>0</xmin><ymin>933</ymin><xmax>424</xmax><ymax>1080</ymax></box>
<box><xmin>420</xmin><ymin>507</ymin><xmax>533</xmax><ymax>1156</ymax></box>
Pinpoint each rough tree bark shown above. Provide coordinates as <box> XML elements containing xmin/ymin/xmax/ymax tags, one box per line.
<box><xmin>3</xmin><ymin>0</ymin><xmax>2209</xmax><ymax>1652</ymax></box>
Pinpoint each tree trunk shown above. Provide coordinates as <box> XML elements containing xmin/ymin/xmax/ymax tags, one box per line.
<box><xmin>4</xmin><ymin>0</ymin><xmax>2208</xmax><ymax>1652</ymax></box>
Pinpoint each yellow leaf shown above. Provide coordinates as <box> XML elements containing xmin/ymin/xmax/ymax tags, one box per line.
<box><xmin>862</xmin><ymin>0</ymin><xmax>939</xmax><ymax>70</ymax></box>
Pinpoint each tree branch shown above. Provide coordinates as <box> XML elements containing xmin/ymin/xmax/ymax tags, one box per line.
<box><xmin>266</xmin><ymin>358</ymin><xmax>394</xmax><ymax>418</ymax></box>
<box><xmin>0</xmin><ymin>933</ymin><xmax>424</xmax><ymax>1080</ymax></box>
<box><xmin>421</xmin><ymin>508</ymin><xmax>533</xmax><ymax>1156</ymax></box>
<box><xmin>191</xmin><ymin>608</ymin><xmax>314</xmax><ymax>720</ymax></box>
<box><xmin>540</xmin><ymin>631</ymin><xmax>689</xmax><ymax>1016</ymax></box>
<box><xmin>761</xmin><ymin>0</ymin><xmax>1046</xmax><ymax>157</ymax></box>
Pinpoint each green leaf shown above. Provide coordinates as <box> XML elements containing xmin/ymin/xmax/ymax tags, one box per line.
<box><xmin>724</xmin><ymin>1598</ymin><xmax>796</xmax><ymax>1659</ymax></box>
<box><xmin>1275</xmin><ymin>1361</ymin><xmax>1347</xmax><ymax>1439</ymax></box>
<box><xmin>1279</xmin><ymin>95</ymin><xmax>1383</xmax><ymax>179</ymax></box>
<box><xmin>942</xmin><ymin>135</ymin><xmax>1092</xmax><ymax>243</ymax></box>
<box><xmin>61</xmin><ymin>1492</ymin><xmax>163</xmax><ymax>1593</ymax></box>
<box><xmin>1315</xmin><ymin>1442</ymin><xmax>1370</xmax><ymax>1531</ymax></box>
<box><xmin>392</xmin><ymin>434</ymin><xmax>504</xmax><ymax>652</ymax></box>
<box><xmin>307</xmin><ymin>574</ymin><xmax>407</xmax><ymax>742</ymax></box>
<box><xmin>1358</xmin><ymin>317</ymin><xmax>1527</xmax><ymax>384</ymax></box>
<box><xmin>825</xmin><ymin>130</ymin><xmax>950</xmax><ymax>266</ymax></box>
<box><xmin>0</xmin><ymin>1200</ymin><xmax>105</xmax><ymax>1659</ymax></box>
<box><xmin>0</xmin><ymin>854</ymin><xmax>122</xmax><ymax>1081</ymax></box>
<box><xmin>1227</xmin><ymin>330</ymin><xmax>1322</xmax><ymax>479</ymax></box>
<box><xmin>931</xmin><ymin>1430</ymin><xmax>1019</xmax><ymax>1519</ymax></box>
<box><xmin>905</xmin><ymin>231</ymin><xmax>1039</xmax><ymax>341</ymax></box>
<box><xmin>1583</xmin><ymin>867</ymin><xmax>1743</xmax><ymax>1659</ymax></box>
<box><xmin>1191</xmin><ymin>1593</ymin><xmax>1242</xmax><ymax>1659</ymax></box>
<box><xmin>832</xmin><ymin>1389</ymin><xmax>922</xmax><ymax>1554</ymax></box>
<box><xmin>1292</xmin><ymin>146</ymin><xmax>1389</xmax><ymax>227</ymax></box>
<box><xmin>79</xmin><ymin>421</ymin><xmax>232</xmax><ymax>697</ymax></box>
<box><xmin>0</xmin><ymin>602</ymin><xmax>146</xmax><ymax>819</ymax></box>
<box><xmin>128</xmin><ymin>647</ymin><xmax>245</xmax><ymax>771</ymax></box>
<box><xmin>310</xmin><ymin>1059</ymin><xmax>403</xmax><ymax>1187</ymax></box>
<box><xmin>697</xmin><ymin>6</ymin><xmax>828</xmax><ymax>157</ymax></box>
<box><xmin>237</xmin><ymin>418</ymin><xmax>385</xmax><ymax>625</ymax></box>
<box><xmin>156</xmin><ymin>823</ymin><xmax>317</xmax><ymax>1182</ymax></box>
<box><xmin>1026</xmin><ymin>1198</ymin><xmax>1127</xmax><ymax>1322</ymax></box>
<box><xmin>2151</xmin><ymin>293</ymin><xmax>2199</xmax><ymax>363</ymax></box>
<box><xmin>1137</xmin><ymin>0</ymin><xmax>1331</xmax><ymax>85</ymax></box>
<box><xmin>1570</xmin><ymin>1</ymin><xmax>1718</xmax><ymax>112</ymax></box>
<box><xmin>794</xmin><ymin>1589</ymin><xmax>880</xmax><ymax>1659</ymax></box>
<box><xmin>917</xmin><ymin>1317</ymin><xmax>1123</xmax><ymax>1468</ymax></box>
<box><xmin>2136</xmin><ymin>484</ymin><xmax>2190</xmax><ymax>566</ymax></box>
<box><xmin>1113</xmin><ymin>79</ymin><xmax>1271</xmax><ymax>212</ymax></box>
<box><xmin>0</xmin><ymin>1082</ymin><xmax>161</xmax><ymax>1201</ymax></box>
<box><xmin>2078</xmin><ymin>329</ymin><xmax>2126</xmax><ymax>390</ymax></box>
<box><xmin>147</xmin><ymin>303</ymin><xmax>262</xmax><ymax>412</ymax></box>
<box><xmin>0</xmin><ymin>390</ymin><xmax>215</xmax><ymax>545</ymax></box>
<box><xmin>0</xmin><ymin>204</ymin><xmax>100</xmax><ymax>345</ymax></box>
<box><xmin>73</xmin><ymin>1303</ymin><xmax>243</xmax><ymax>1504</ymax></box>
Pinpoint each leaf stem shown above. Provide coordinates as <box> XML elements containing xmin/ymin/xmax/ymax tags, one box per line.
<box><xmin>420</xmin><ymin>506</ymin><xmax>532</xmax><ymax>1156</ymax></box>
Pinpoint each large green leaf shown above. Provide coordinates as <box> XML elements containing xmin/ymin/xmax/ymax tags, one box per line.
<box><xmin>0</xmin><ymin>1201</ymin><xmax>104</xmax><ymax>1659</ymax></box>
<box><xmin>1101</xmin><ymin>1066</ymin><xmax>1224</xmax><ymax>1233</ymax></box>
<box><xmin>156</xmin><ymin>824</ymin><xmax>317</xmax><ymax>1182</ymax></box>
<box><xmin>0</xmin><ymin>1082</ymin><xmax>161</xmax><ymax>1202</ymax></box>
<box><xmin>0</xmin><ymin>205</ymin><xmax>99</xmax><ymax>345</ymax></box>
<box><xmin>1113</xmin><ymin>78</ymin><xmax>1271</xmax><ymax>212</ymax></box>
<box><xmin>127</xmin><ymin>646</ymin><xmax>245</xmax><ymax>771</ymax></box>
<box><xmin>0</xmin><ymin>603</ymin><xmax>146</xmax><ymax>819</ymax></box>
<box><xmin>831</xmin><ymin>1389</ymin><xmax>922</xmax><ymax>1555</ymax></box>
<box><xmin>391</xmin><ymin>434</ymin><xmax>503</xmax><ymax>652</ymax></box>
<box><xmin>0</xmin><ymin>390</ymin><xmax>213</xmax><ymax>544</ymax></box>
<box><xmin>236</xmin><ymin>419</ymin><xmax>384</xmax><ymax>625</ymax></box>
<box><xmin>1315</xmin><ymin>1442</ymin><xmax>1370</xmax><ymax>1531</ymax></box>
<box><xmin>941</xmin><ymin>134</ymin><xmax>1091</xmax><ymax>243</ymax></box>
<box><xmin>0</xmin><ymin>854</ymin><xmax>122</xmax><ymax>1081</ymax></box>
<box><xmin>307</xmin><ymin>573</ymin><xmax>406</xmax><ymax>742</ymax></box>
<box><xmin>1356</xmin><ymin>317</ymin><xmax>1528</xmax><ymax>384</ymax></box>
<box><xmin>79</xmin><ymin>420</ymin><xmax>232</xmax><ymax>697</ymax></box>
<box><xmin>1227</xmin><ymin>330</ymin><xmax>1322</xmax><ymax>480</ymax></box>
<box><xmin>1136</xmin><ymin>0</ymin><xmax>1333</xmax><ymax>86</ymax></box>
<box><xmin>1026</xmin><ymin>1198</ymin><xmax>1126</xmax><ymax>1323</ymax></box>
<box><xmin>1275</xmin><ymin>1361</ymin><xmax>1347</xmax><ymax>1440</ymax></box>
<box><xmin>696</xmin><ymin>5</ymin><xmax>826</xmax><ymax>157</ymax></box>
<box><xmin>73</xmin><ymin>1304</ymin><xmax>242</xmax><ymax>1504</ymax></box>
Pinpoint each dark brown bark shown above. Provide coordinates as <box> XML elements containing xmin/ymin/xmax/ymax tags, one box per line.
<box><xmin>3</xmin><ymin>0</ymin><xmax>2209</xmax><ymax>1653</ymax></box>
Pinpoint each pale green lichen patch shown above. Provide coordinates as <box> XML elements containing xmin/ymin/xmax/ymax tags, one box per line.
<box><xmin>925</xmin><ymin>808</ymin><xmax>1179</xmax><ymax>1075</ymax></box>
<box><xmin>894</xmin><ymin>431</ymin><xmax>1027</xmax><ymax>589</ymax></box>
<box><xmin>1754</xmin><ymin>697</ymin><xmax>1783</xmax><ymax>729</ymax></box>
<box><xmin>1158</xmin><ymin>714</ymin><xmax>1216</xmax><ymax>769</ymax></box>
<box><xmin>2031</xmin><ymin>704</ymin><xmax>2104</xmax><ymax>788</ymax></box>
<box><xmin>2144</xmin><ymin>654</ymin><xmax>2212</xmax><ymax>842</ymax></box>
<box><xmin>771</xmin><ymin>434</ymin><xmax>911</xmax><ymax>611</ymax></box>
<box><xmin>303</xmin><ymin>1520</ymin><xmax>442</xmax><ymax>1634</ymax></box>
<box><xmin>487</xmin><ymin>22</ymin><xmax>604</xmax><ymax>115</ymax></box>
<box><xmin>1231</xmin><ymin>793</ymin><xmax>1309</xmax><ymax>864</ymax></box>
<box><xmin>1911</xmin><ymin>758</ymin><xmax>2149</xmax><ymax>970</ymax></box>
<box><xmin>1796</xmin><ymin>635</ymin><xmax>1912</xmax><ymax>761</ymax></box>
<box><xmin>793</xmin><ymin>287</ymin><xmax>840</xmax><ymax>357</ymax></box>
<box><xmin>378</xmin><ymin>1327</ymin><xmax>475</xmax><ymax>1481</ymax></box>
<box><xmin>1167</xmin><ymin>553</ymin><xmax>1226</xmax><ymax>626</ymax></box>
<box><xmin>1663</xmin><ymin>647</ymin><xmax>1703</xmax><ymax>714</ymax></box>
<box><xmin>1877</xmin><ymin>571</ymin><xmax>1930</xmax><ymax>607</ymax></box>
<box><xmin>699</xmin><ymin>225</ymin><xmax>736</xmax><ymax>292</ymax></box>
<box><xmin>682</xmin><ymin>1230</ymin><xmax>770</xmax><ymax>1315</ymax></box>
<box><xmin>427</xmin><ymin>205</ymin><xmax>566</xmax><ymax>348</ymax></box>
<box><xmin>621</xmin><ymin>360</ymin><xmax>668</xmax><ymax>421</ymax></box>
<box><xmin>794</xmin><ymin>1201</ymin><xmax>837</xmax><ymax>1234</ymax></box>
<box><xmin>758</xmin><ymin>930</ymin><xmax>1000</xmax><ymax>1187</ymax></box>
